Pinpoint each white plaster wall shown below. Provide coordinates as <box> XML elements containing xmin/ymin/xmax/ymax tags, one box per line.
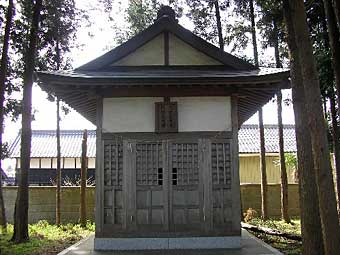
<box><xmin>63</xmin><ymin>158</ymin><xmax>75</xmax><ymax>168</ymax></box>
<box><xmin>102</xmin><ymin>97</ymin><xmax>231</xmax><ymax>133</ymax></box>
<box><xmin>30</xmin><ymin>158</ymin><xmax>40</xmax><ymax>168</ymax></box>
<box><xmin>175</xmin><ymin>97</ymin><xmax>231</xmax><ymax>132</ymax></box>
<box><xmin>41</xmin><ymin>158</ymin><xmax>52</xmax><ymax>168</ymax></box>
<box><xmin>169</xmin><ymin>33</ymin><xmax>222</xmax><ymax>65</ymax></box>
<box><xmin>111</xmin><ymin>34</ymin><xmax>164</xmax><ymax>66</ymax></box>
<box><xmin>103</xmin><ymin>97</ymin><xmax>163</xmax><ymax>132</ymax></box>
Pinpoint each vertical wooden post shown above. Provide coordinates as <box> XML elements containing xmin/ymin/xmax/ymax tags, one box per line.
<box><xmin>162</xmin><ymin>141</ymin><xmax>169</xmax><ymax>231</ymax></box>
<box><xmin>95</xmin><ymin>97</ymin><xmax>104</xmax><ymax>235</ymax></box>
<box><xmin>80</xmin><ymin>129</ymin><xmax>88</xmax><ymax>227</ymax></box>
<box><xmin>123</xmin><ymin>140</ymin><xmax>136</xmax><ymax>231</ymax></box>
<box><xmin>231</xmin><ymin>95</ymin><xmax>241</xmax><ymax>234</ymax></box>
<box><xmin>200</xmin><ymin>138</ymin><xmax>212</xmax><ymax>233</ymax></box>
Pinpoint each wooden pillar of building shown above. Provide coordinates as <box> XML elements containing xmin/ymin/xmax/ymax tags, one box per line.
<box><xmin>231</xmin><ymin>95</ymin><xmax>241</xmax><ymax>234</ymax></box>
<box><xmin>95</xmin><ymin>96</ymin><xmax>104</xmax><ymax>236</ymax></box>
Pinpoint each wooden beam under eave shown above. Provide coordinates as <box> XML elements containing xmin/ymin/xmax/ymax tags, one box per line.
<box><xmin>97</xmin><ymin>86</ymin><xmax>238</xmax><ymax>97</ymax></box>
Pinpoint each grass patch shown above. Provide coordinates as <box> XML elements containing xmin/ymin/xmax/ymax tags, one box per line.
<box><xmin>247</xmin><ymin>218</ymin><xmax>302</xmax><ymax>255</ymax></box>
<box><xmin>0</xmin><ymin>220</ymin><xmax>94</xmax><ymax>255</ymax></box>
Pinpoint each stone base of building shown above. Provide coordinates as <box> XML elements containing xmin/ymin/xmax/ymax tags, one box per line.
<box><xmin>94</xmin><ymin>236</ymin><xmax>241</xmax><ymax>250</ymax></box>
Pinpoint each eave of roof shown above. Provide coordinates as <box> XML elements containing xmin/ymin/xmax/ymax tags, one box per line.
<box><xmin>37</xmin><ymin>66</ymin><xmax>289</xmax><ymax>126</ymax></box>
<box><xmin>38</xmin><ymin>67</ymin><xmax>289</xmax><ymax>81</ymax></box>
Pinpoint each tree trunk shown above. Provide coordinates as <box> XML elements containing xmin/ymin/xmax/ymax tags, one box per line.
<box><xmin>251</xmin><ymin>0</ymin><xmax>266</xmax><ymax>219</ymax></box>
<box><xmin>329</xmin><ymin>89</ymin><xmax>340</xmax><ymax>215</ymax></box>
<box><xmin>55</xmin><ymin>36</ymin><xmax>61</xmax><ymax>226</ymax></box>
<box><xmin>331</xmin><ymin>0</ymin><xmax>340</xmax><ymax>29</ymax></box>
<box><xmin>11</xmin><ymin>0</ymin><xmax>42</xmax><ymax>243</ymax></box>
<box><xmin>258</xmin><ymin>108</ymin><xmax>267</xmax><ymax>220</ymax></box>
<box><xmin>273</xmin><ymin>19</ymin><xmax>282</xmax><ymax>68</ymax></box>
<box><xmin>80</xmin><ymin>130</ymin><xmax>87</xmax><ymax>227</ymax></box>
<box><xmin>56</xmin><ymin>98</ymin><xmax>61</xmax><ymax>225</ymax></box>
<box><xmin>214</xmin><ymin>0</ymin><xmax>224</xmax><ymax>50</ymax></box>
<box><xmin>283</xmin><ymin>3</ymin><xmax>325</xmax><ymax>254</ymax></box>
<box><xmin>287</xmin><ymin>0</ymin><xmax>340</xmax><ymax>254</ymax></box>
<box><xmin>323</xmin><ymin>0</ymin><xmax>340</xmax><ymax>115</ymax></box>
<box><xmin>249</xmin><ymin>0</ymin><xmax>259</xmax><ymax>67</ymax></box>
<box><xmin>277</xmin><ymin>91</ymin><xmax>290</xmax><ymax>223</ymax></box>
<box><xmin>0</xmin><ymin>0</ymin><xmax>14</xmax><ymax>234</ymax></box>
<box><xmin>273</xmin><ymin>17</ymin><xmax>290</xmax><ymax>223</ymax></box>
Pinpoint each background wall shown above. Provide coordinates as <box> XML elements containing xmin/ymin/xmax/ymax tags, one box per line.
<box><xmin>3</xmin><ymin>184</ymin><xmax>300</xmax><ymax>224</ymax></box>
<box><xmin>3</xmin><ymin>186</ymin><xmax>95</xmax><ymax>224</ymax></box>
<box><xmin>239</xmin><ymin>155</ymin><xmax>297</xmax><ymax>184</ymax></box>
<box><xmin>240</xmin><ymin>184</ymin><xmax>300</xmax><ymax>218</ymax></box>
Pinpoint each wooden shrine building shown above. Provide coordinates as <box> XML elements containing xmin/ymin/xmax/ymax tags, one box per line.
<box><xmin>37</xmin><ymin>6</ymin><xmax>290</xmax><ymax>251</ymax></box>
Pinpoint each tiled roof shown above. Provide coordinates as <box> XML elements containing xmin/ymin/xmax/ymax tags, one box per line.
<box><xmin>239</xmin><ymin>124</ymin><xmax>296</xmax><ymax>153</ymax></box>
<box><xmin>9</xmin><ymin>125</ymin><xmax>297</xmax><ymax>158</ymax></box>
<box><xmin>9</xmin><ymin>130</ymin><xmax>96</xmax><ymax>158</ymax></box>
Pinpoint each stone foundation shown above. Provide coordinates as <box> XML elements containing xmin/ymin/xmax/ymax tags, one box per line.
<box><xmin>94</xmin><ymin>236</ymin><xmax>241</xmax><ymax>250</ymax></box>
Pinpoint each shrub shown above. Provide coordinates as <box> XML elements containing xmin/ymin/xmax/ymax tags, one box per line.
<box><xmin>243</xmin><ymin>208</ymin><xmax>258</xmax><ymax>222</ymax></box>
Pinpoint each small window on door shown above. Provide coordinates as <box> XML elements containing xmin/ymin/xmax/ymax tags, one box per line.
<box><xmin>155</xmin><ymin>100</ymin><xmax>178</xmax><ymax>133</ymax></box>
<box><xmin>172</xmin><ymin>168</ymin><xmax>178</xmax><ymax>185</ymax></box>
<box><xmin>158</xmin><ymin>168</ymin><xmax>163</xmax><ymax>185</ymax></box>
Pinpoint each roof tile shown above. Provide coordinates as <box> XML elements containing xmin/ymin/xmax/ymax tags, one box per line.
<box><xmin>9</xmin><ymin>125</ymin><xmax>296</xmax><ymax>158</ymax></box>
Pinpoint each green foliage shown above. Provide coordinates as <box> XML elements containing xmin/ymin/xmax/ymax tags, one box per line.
<box><xmin>3</xmin><ymin>0</ymin><xmax>85</xmax><ymax>122</ymax></box>
<box><xmin>256</xmin><ymin>0</ymin><xmax>288</xmax><ymax>63</ymax></box>
<box><xmin>225</xmin><ymin>20</ymin><xmax>250</xmax><ymax>52</ymax></box>
<box><xmin>273</xmin><ymin>153</ymin><xmax>298</xmax><ymax>182</ymax></box>
<box><xmin>273</xmin><ymin>153</ymin><xmax>297</xmax><ymax>169</ymax></box>
<box><xmin>0</xmin><ymin>221</ymin><xmax>94</xmax><ymax>255</ymax></box>
<box><xmin>247</xmin><ymin>218</ymin><xmax>302</xmax><ymax>255</ymax></box>
<box><xmin>186</xmin><ymin>0</ymin><xmax>229</xmax><ymax>45</ymax></box>
<box><xmin>126</xmin><ymin>0</ymin><xmax>159</xmax><ymax>37</ymax></box>
<box><xmin>284</xmin><ymin>153</ymin><xmax>297</xmax><ymax>171</ymax></box>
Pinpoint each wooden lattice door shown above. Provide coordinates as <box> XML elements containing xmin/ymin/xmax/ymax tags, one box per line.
<box><xmin>134</xmin><ymin>141</ymin><xmax>169</xmax><ymax>233</ymax></box>
<box><xmin>168</xmin><ymin>141</ymin><xmax>202</xmax><ymax>233</ymax></box>
<box><xmin>211</xmin><ymin>141</ymin><xmax>233</xmax><ymax>234</ymax></box>
<box><xmin>121</xmin><ymin>138</ymin><xmax>233</xmax><ymax>236</ymax></box>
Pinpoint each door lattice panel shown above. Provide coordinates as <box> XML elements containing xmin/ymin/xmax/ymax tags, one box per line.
<box><xmin>136</xmin><ymin>143</ymin><xmax>163</xmax><ymax>186</ymax></box>
<box><xmin>104</xmin><ymin>141</ymin><xmax>123</xmax><ymax>186</ymax></box>
<box><xmin>211</xmin><ymin>142</ymin><xmax>231</xmax><ymax>187</ymax></box>
<box><xmin>171</xmin><ymin>143</ymin><xmax>199</xmax><ymax>185</ymax></box>
<box><xmin>103</xmin><ymin>140</ymin><xmax>123</xmax><ymax>225</ymax></box>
